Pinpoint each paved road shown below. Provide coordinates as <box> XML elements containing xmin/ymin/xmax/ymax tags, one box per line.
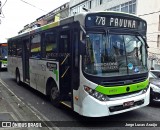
<box><xmin>0</xmin><ymin>70</ymin><xmax>160</xmax><ymax>130</ymax></box>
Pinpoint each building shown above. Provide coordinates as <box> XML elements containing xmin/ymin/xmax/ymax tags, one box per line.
<box><xmin>69</xmin><ymin>0</ymin><xmax>136</xmax><ymax>16</ymax></box>
<box><xmin>19</xmin><ymin>2</ymin><xmax>69</xmax><ymax>34</ymax></box>
<box><xmin>69</xmin><ymin>0</ymin><xmax>160</xmax><ymax>69</ymax></box>
<box><xmin>137</xmin><ymin>0</ymin><xmax>160</xmax><ymax>69</ymax></box>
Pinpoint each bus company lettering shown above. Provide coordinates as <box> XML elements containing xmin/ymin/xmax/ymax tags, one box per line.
<box><xmin>110</xmin><ymin>17</ymin><xmax>136</xmax><ymax>28</ymax></box>
<box><xmin>125</xmin><ymin>122</ymin><xmax>158</xmax><ymax>127</ymax></box>
<box><xmin>109</xmin><ymin>89</ymin><xmax>117</xmax><ymax>93</ymax></box>
<box><xmin>94</xmin><ymin>62</ymin><xmax>118</xmax><ymax>71</ymax></box>
<box><xmin>47</xmin><ymin>62</ymin><xmax>57</xmax><ymax>71</ymax></box>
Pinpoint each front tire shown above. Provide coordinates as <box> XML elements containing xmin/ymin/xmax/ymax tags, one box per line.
<box><xmin>49</xmin><ymin>81</ymin><xmax>60</xmax><ymax>107</ymax></box>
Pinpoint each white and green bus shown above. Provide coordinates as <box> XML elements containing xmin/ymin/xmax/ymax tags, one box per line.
<box><xmin>0</xmin><ymin>43</ymin><xmax>8</xmax><ymax>70</ymax></box>
<box><xmin>8</xmin><ymin>11</ymin><xmax>150</xmax><ymax>117</ymax></box>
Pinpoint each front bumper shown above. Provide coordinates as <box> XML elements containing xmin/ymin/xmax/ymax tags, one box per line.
<box><xmin>79</xmin><ymin>86</ymin><xmax>150</xmax><ymax>117</ymax></box>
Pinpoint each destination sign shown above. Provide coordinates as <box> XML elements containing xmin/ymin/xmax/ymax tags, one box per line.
<box><xmin>85</xmin><ymin>14</ymin><xmax>146</xmax><ymax>30</ymax></box>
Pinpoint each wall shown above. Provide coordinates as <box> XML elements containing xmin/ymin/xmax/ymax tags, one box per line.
<box><xmin>137</xmin><ymin>0</ymin><xmax>160</xmax><ymax>68</ymax></box>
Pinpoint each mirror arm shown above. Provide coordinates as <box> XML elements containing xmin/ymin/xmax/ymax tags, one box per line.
<box><xmin>80</xmin><ymin>25</ymin><xmax>86</xmax><ymax>35</ymax></box>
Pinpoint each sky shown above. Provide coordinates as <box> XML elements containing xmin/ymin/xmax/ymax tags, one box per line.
<box><xmin>0</xmin><ymin>0</ymin><xmax>69</xmax><ymax>43</ymax></box>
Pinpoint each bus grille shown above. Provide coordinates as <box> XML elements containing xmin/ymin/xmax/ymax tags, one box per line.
<box><xmin>107</xmin><ymin>90</ymin><xmax>142</xmax><ymax>98</ymax></box>
<box><xmin>101</xmin><ymin>77</ymin><xmax>147</xmax><ymax>86</ymax></box>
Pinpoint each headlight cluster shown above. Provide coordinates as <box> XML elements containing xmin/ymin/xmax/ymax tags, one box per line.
<box><xmin>84</xmin><ymin>86</ymin><xmax>109</xmax><ymax>101</ymax></box>
<box><xmin>142</xmin><ymin>84</ymin><xmax>150</xmax><ymax>93</ymax></box>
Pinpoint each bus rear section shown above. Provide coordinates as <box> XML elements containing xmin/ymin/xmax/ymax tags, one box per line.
<box><xmin>0</xmin><ymin>43</ymin><xmax>8</xmax><ymax>70</ymax></box>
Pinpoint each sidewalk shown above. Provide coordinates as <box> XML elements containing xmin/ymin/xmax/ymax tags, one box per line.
<box><xmin>0</xmin><ymin>79</ymin><xmax>56</xmax><ymax>130</ymax></box>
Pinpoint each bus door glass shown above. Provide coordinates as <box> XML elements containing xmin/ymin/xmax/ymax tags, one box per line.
<box><xmin>59</xmin><ymin>29</ymin><xmax>71</xmax><ymax>95</ymax></box>
<box><xmin>22</xmin><ymin>38</ymin><xmax>30</xmax><ymax>82</ymax></box>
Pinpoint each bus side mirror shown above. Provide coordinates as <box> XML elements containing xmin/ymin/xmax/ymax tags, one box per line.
<box><xmin>81</xmin><ymin>40</ymin><xmax>86</xmax><ymax>55</ymax></box>
<box><xmin>81</xmin><ymin>35</ymin><xmax>90</xmax><ymax>55</ymax></box>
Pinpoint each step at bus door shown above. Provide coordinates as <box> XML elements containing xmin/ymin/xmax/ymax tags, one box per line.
<box><xmin>22</xmin><ymin>38</ymin><xmax>30</xmax><ymax>83</ymax></box>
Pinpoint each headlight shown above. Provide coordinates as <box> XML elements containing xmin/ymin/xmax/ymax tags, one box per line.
<box><xmin>84</xmin><ymin>86</ymin><xmax>109</xmax><ymax>101</ymax></box>
<box><xmin>150</xmin><ymin>83</ymin><xmax>160</xmax><ymax>93</ymax></box>
<box><xmin>142</xmin><ymin>84</ymin><xmax>150</xmax><ymax>93</ymax></box>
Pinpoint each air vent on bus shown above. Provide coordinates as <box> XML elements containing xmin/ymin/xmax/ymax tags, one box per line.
<box><xmin>101</xmin><ymin>77</ymin><xmax>147</xmax><ymax>86</ymax></box>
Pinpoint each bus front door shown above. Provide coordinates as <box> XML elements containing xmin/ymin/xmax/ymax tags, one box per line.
<box><xmin>59</xmin><ymin>30</ymin><xmax>72</xmax><ymax>100</ymax></box>
<box><xmin>22</xmin><ymin>38</ymin><xmax>30</xmax><ymax>83</ymax></box>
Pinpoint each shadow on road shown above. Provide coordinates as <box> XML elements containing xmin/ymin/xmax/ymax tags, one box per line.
<box><xmin>149</xmin><ymin>102</ymin><xmax>160</xmax><ymax>107</ymax></box>
<box><xmin>11</xmin><ymin>78</ymin><xmax>49</xmax><ymax>102</ymax></box>
<box><xmin>57</xmin><ymin>104</ymin><xmax>147</xmax><ymax>127</ymax></box>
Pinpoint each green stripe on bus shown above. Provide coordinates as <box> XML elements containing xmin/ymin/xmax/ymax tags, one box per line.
<box><xmin>0</xmin><ymin>60</ymin><xmax>7</xmax><ymax>64</ymax></box>
<box><xmin>42</xmin><ymin>22</ymin><xmax>59</xmax><ymax>31</ymax></box>
<box><xmin>95</xmin><ymin>79</ymin><xmax>149</xmax><ymax>95</ymax></box>
<box><xmin>53</xmin><ymin>69</ymin><xmax>58</xmax><ymax>81</ymax></box>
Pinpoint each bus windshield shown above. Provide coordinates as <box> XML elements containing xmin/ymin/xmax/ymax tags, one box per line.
<box><xmin>0</xmin><ymin>46</ymin><xmax>8</xmax><ymax>59</ymax></box>
<box><xmin>83</xmin><ymin>33</ymin><xmax>148</xmax><ymax>77</ymax></box>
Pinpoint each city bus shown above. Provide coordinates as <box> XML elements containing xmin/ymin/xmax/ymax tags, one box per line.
<box><xmin>0</xmin><ymin>43</ymin><xmax>8</xmax><ymax>70</ymax></box>
<box><xmin>7</xmin><ymin>11</ymin><xmax>150</xmax><ymax>117</ymax></box>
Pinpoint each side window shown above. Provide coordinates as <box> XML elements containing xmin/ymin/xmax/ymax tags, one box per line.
<box><xmin>12</xmin><ymin>42</ymin><xmax>17</xmax><ymax>56</ymax></box>
<box><xmin>44</xmin><ymin>31</ymin><xmax>57</xmax><ymax>59</ymax></box>
<box><xmin>17</xmin><ymin>40</ymin><xmax>22</xmax><ymax>57</ymax></box>
<box><xmin>8</xmin><ymin>41</ymin><xmax>12</xmax><ymax>56</ymax></box>
<box><xmin>60</xmin><ymin>34</ymin><xmax>69</xmax><ymax>53</ymax></box>
<box><xmin>74</xmin><ymin>31</ymin><xmax>79</xmax><ymax>67</ymax></box>
<box><xmin>31</xmin><ymin>34</ymin><xmax>41</xmax><ymax>58</ymax></box>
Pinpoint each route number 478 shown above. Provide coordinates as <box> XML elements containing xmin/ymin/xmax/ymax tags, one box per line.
<box><xmin>96</xmin><ymin>16</ymin><xmax>106</xmax><ymax>25</ymax></box>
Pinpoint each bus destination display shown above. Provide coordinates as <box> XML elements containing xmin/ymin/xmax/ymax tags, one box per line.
<box><xmin>85</xmin><ymin>14</ymin><xmax>146</xmax><ymax>30</ymax></box>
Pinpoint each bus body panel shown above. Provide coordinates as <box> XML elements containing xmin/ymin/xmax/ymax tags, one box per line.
<box><xmin>29</xmin><ymin>59</ymin><xmax>59</xmax><ymax>94</ymax></box>
<box><xmin>7</xmin><ymin>57</ymin><xmax>23</xmax><ymax>80</ymax></box>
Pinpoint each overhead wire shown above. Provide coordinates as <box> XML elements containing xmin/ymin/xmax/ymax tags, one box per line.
<box><xmin>0</xmin><ymin>10</ymin><xmax>5</xmax><ymax>18</ymax></box>
<box><xmin>19</xmin><ymin>0</ymin><xmax>47</xmax><ymax>13</ymax></box>
<box><xmin>0</xmin><ymin>0</ymin><xmax>7</xmax><ymax>9</ymax></box>
<box><xmin>139</xmin><ymin>10</ymin><xmax>160</xmax><ymax>16</ymax></box>
<box><xmin>0</xmin><ymin>0</ymin><xmax>8</xmax><ymax>18</ymax></box>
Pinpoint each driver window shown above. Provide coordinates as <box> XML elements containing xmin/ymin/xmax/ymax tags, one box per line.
<box><xmin>92</xmin><ymin>35</ymin><xmax>102</xmax><ymax>63</ymax></box>
<box><xmin>110</xmin><ymin>35</ymin><xmax>124</xmax><ymax>56</ymax></box>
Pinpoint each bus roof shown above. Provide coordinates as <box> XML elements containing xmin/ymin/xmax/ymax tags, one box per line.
<box><xmin>8</xmin><ymin>11</ymin><xmax>146</xmax><ymax>40</ymax></box>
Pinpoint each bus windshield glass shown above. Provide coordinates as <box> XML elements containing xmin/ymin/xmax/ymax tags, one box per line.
<box><xmin>83</xmin><ymin>33</ymin><xmax>147</xmax><ymax>77</ymax></box>
<box><xmin>0</xmin><ymin>46</ymin><xmax>8</xmax><ymax>59</ymax></box>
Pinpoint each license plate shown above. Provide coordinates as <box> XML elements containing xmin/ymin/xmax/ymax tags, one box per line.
<box><xmin>123</xmin><ymin>101</ymin><xmax>134</xmax><ymax>107</ymax></box>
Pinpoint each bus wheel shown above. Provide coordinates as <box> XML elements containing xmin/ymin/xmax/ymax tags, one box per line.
<box><xmin>49</xmin><ymin>82</ymin><xmax>60</xmax><ymax>107</ymax></box>
<box><xmin>16</xmin><ymin>70</ymin><xmax>21</xmax><ymax>85</ymax></box>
